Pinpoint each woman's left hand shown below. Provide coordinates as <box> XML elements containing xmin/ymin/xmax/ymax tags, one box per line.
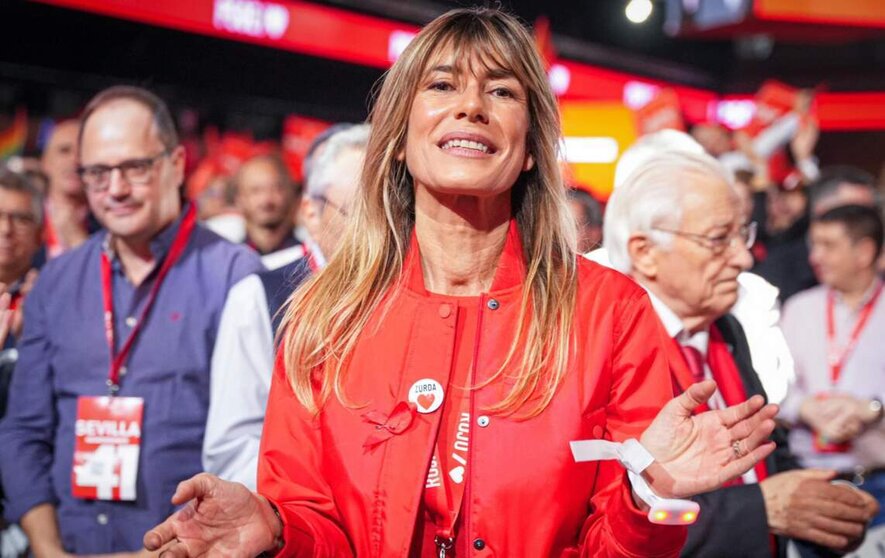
<box><xmin>639</xmin><ymin>380</ymin><xmax>778</xmax><ymax>499</ymax></box>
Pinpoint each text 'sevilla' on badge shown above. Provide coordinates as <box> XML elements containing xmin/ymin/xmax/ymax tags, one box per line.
<box><xmin>408</xmin><ymin>378</ymin><xmax>444</xmax><ymax>414</ymax></box>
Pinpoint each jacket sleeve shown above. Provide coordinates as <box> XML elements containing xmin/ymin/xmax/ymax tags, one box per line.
<box><xmin>576</xmin><ymin>291</ymin><xmax>687</xmax><ymax>558</ymax></box>
<box><xmin>203</xmin><ymin>275</ymin><xmax>274</xmax><ymax>490</ymax></box>
<box><xmin>0</xmin><ymin>270</ymin><xmax>59</xmax><ymax>522</ymax></box>
<box><xmin>257</xmin><ymin>354</ymin><xmax>354</xmax><ymax>557</ymax></box>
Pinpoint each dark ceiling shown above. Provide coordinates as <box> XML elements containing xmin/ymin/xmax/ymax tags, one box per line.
<box><xmin>2</xmin><ymin>0</ymin><xmax>884</xmax><ymax>139</ymax></box>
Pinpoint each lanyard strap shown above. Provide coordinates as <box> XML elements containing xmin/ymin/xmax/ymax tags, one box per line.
<box><xmin>826</xmin><ymin>281</ymin><xmax>883</xmax><ymax>385</ymax></box>
<box><xmin>100</xmin><ymin>205</ymin><xmax>197</xmax><ymax>393</ymax></box>
<box><xmin>427</xmin><ymin>399</ymin><xmax>471</xmax><ymax>556</ymax></box>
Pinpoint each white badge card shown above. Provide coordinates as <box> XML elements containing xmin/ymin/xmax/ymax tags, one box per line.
<box><xmin>72</xmin><ymin>396</ymin><xmax>143</xmax><ymax>501</ymax></box>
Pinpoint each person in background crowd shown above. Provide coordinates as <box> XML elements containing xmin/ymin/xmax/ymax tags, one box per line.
<box><xmin>808</xmin><ymin>166</ymin><xmax>879</xmax><ymax>216</ymax></box>
<box><xmin>604</xmin><ymin>150</ymin><xmax>878</xmax><ymax>557</ymax></box>
<box><xmin>5</xmin><ymin>156</ymin><xmax>49</xmax><ymax>196</ymax></box>
<box><xmin>203</xmin><ymin>123</ymin><xmax>369</xmax><ymax>489</ymax></box>
<box><xmin>0</xmin><ymin>85</ymin><xmax>262</xmax><ymax>555</ymax></box>
<box><xmin>0</xmin><ymin>169</ymin><xmax>43</xmax><ymax>340</ymax></box>
<box><xmin>779</xmin><ymin>205</ymin><xmax>885</xmax><ymax>533</ymax></box>
<box><xmin>40</xmin><ymin>119</ymin><xmax>99</xmax><ymax>259</ymax></box>
<box><xmin>566</xmin><ymin>187</ymin><xmax>603</xmax><ymax>253</ymax></box>
<box><xmin>0</xmin><ymin>169</ymin><xmax>43</xmax><ymax>558</ymax></box>
<box><xmin>747</xmin><ymin>110</ymin><xmax>822</xmax><ymax>303</ymax></box>
<box><xmin>732</xmin><ymin>168</ymin><xmax>756</xmax><ymax>225</ymax></box>
<box><xmin>693</xmin><ymin>89</ymin><xmax>819</xmax><ymax>187</ymax></box>
<box><xmin>21</xmin><ymin>169</ymin><xmax>49</xmax><ymax>198</ymax></box>
<box><xmin>592</xmin><ymin>129</ymin><xmax>795</xmax><ymax>405</ymax></box>
<box><xmin>690</xmin><ymin>121</ymin><xmax>732</xmax><ymax>158</ymax></box>
<box><xmin>234</xmin><ymin>153</ymin><xmax>303</xmax><ymax>270</ymax></box>
<box><xmin>196</xmin><ymin>174</ymin><xmax>236</xmax><ymax>222</ymax></box>
<box><xmin>298</xmin><ymin>124</ymin><xmax>368</xmax><ymax>268</ymax></box>
<box><xmin>752</xmin><ymin>180</ymin><xmax>817</xmax><ymax>302</ymax></box>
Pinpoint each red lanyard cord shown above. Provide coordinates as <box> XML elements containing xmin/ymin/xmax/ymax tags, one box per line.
<box><xmin>826</xmin><ymin>281</ymin><xmax>883</xmax><ymax>385</ymax></box>
<box><xmin>100</xmin><ymin>205</ymin><xmax>197</xmax><ymax>393</ymax></box>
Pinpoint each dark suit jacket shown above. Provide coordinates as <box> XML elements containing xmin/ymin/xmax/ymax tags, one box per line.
<box><xmin>257</xmin><ymin>256</ymin><xmax>312</xmax><ymax>335</ymax></box>
<box><xmin>680</xmin><ymin>314</ymin><xmax>800</xmax><ymax>558</ymax></box>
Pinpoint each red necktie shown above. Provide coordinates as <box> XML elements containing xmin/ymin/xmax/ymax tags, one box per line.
<box><xmin>679</xmin><ymin>344</ymin><xmax>706</xmax><ymax>384</ymax></box>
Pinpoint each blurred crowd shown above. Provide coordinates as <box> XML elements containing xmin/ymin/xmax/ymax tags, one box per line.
<box><xmin>0</xmin><ymin>79</ymin><xmax>882</xmax><ymax>558</ymax></box>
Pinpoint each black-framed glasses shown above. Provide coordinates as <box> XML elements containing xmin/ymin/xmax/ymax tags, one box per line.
<box><xmin>653</xmin><ymin>221</ymin><xmax>757</xmax><ymax>254</ymax></box>
<box><xmin>77</xmin><ymin>149</ymin><xmax>171</xmax><ymax>192</ymax></box>
<box><xmin>312</xmin><ymin>195</ymin><xmax>349</xmax><ymax>217</ymax></box>
<box><xmin>0</xmin><ymin>210</ymin><xmax>37</xmax><ymax>230</ymax></box>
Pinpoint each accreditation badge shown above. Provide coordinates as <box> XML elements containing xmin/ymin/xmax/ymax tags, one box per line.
<box><xmin>72</xmin><ymin>396</ymin><xmax>143</xmax><ymax>501</ymax></box>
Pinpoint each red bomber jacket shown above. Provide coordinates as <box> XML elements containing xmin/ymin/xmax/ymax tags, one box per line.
<box><xmin>257</xmin><ymin>221</ymin><xmax>687</xmax><ymax>557</ymax></box>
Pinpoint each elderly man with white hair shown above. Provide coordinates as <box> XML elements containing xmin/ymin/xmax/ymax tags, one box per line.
<box><xmin>589</xmin><ymin>129</ymin><xmax>795</xmax><ymax>406</ymax></box>
<box><xmin>603</xmin><ymin>148</ymin><xmax>878</xmax><ymax>557</ymax></box>
<box><xmin>202</xmin><ymin>124</ymin><xmax>369</xmax><ymax>488</ymax></box>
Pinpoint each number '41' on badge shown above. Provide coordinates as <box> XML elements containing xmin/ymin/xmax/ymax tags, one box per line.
<box><xmin>72</xmin><ymin>396</ymin><xmax>144</xmax><ymax>501</ymax></box>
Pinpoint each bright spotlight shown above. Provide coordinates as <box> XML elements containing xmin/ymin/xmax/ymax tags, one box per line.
<box><xmin>625</xmin><ymin>0</ymin><xmax>653</xmax><ymax>24</ymax></box>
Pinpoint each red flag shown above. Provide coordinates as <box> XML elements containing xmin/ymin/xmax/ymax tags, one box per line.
<box><xmin>534</xmin><ymin>16</ymin><xmax>556</xmax><ymax>70</ymax></box>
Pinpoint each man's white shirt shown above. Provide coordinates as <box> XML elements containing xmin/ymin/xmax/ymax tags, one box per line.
<box><xmin>203</xmin><ymin>275</ymin><xmax>275</xmax><ymax>489</ymax></box>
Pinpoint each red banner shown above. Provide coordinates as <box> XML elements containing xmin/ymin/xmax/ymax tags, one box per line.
<box><xmin>282</xmin><ymin>114</ymin><xmax>330</xmax><ymax>182</ymax></box>
<box><xmin>33</xmin><ymin>0</ymin><xmax>420</xmax><ymax>69</ymax></box>
<box><xmin>32</xmin><ymin>0</ymin><xmax>885</xmax><ymax>132</ymax></box>
<box><xmin>755</xmin><ymin>0</ymin><xmax>885</xmax><ymax>29</ymax></box>
<box><xmin>635</xmin><ymin>88</ymin><xmax>686</xmax><ymax>135</ymax></box>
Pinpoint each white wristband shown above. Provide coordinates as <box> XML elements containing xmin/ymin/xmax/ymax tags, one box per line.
<box><xmin>570</xmin><ymin>438</ymin><xmax>700</xmax><ymax>525</ymax></box>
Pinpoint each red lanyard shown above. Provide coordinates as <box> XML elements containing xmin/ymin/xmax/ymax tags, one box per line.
<box><xmin>826</xmin><ymin>281</ymin><xmax>883</xmax><ymax>385</ymax></box>
<box><xmin>100</xmin><ymin>205</ymin><xmax>197</xmax><ymax>393</ymax></box>
<box><xmin>426</xmin><ymin>400</ymin><xmax>470</xmax><ymax>557</ymax></box>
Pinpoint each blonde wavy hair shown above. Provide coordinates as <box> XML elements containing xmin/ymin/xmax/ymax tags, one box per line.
<box><xmin>281</xmin><ymin>8</ymin><xmax>577</xmax><ymax>417</ymax></box>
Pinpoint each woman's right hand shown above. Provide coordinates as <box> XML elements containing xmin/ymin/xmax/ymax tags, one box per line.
<box><xmin>143</xmin><ymin>473</ymin><xmax>282</xmax><ymax>557</ymax></box>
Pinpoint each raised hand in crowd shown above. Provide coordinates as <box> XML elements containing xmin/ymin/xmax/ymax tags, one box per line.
<box><xmin>790</xmin><ymin>119</ymin><xmax>819</xmax><ymax>164</ymax></box>
<box><xmin>760</xmin><ymin>469</ymin><xmax>879</xmax><ymax>551</ymax></box>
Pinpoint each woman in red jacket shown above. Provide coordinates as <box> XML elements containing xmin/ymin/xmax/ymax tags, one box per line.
<box><xmin>146</xmin><ymin>8</ymin><xmax>778</xmax><ymax>557</ymax></box>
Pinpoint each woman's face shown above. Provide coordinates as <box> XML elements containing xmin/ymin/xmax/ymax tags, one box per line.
<box><xmin>403</xmin><ymin>49</ymin><xmax>534</xmax><ymax>202</ymax></box>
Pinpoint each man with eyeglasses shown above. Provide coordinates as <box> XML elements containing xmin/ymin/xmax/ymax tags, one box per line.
<box><xmin>603</xmin><ymin>149</ymin><xmax>878</xmax><ymax>557</ymax></box>
<box><xmin>203</xmin><ymin>123</ymin><xmax>369</xmax><ymax>489</ymax></box>
<box><xmin>0</xmin><ymin>86</ymin><xmax>262</xmax><ymax>555</ymax></box>
<box><xmin>0</xmin><ymin>169</ymin><xmax>44</xmax><ymax>558</ymax></box>
<box><xmin>0</xmin><ymin>169</ymin><xmax>42</xmax><ymax>326</ymax></box>
<box><xmin>593</xmin><ymin>129</ymin><xmax>796</xmax><ymax>407</ymax></box>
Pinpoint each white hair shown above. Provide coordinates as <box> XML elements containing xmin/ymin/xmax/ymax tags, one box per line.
<box><xmin>604</xmin><ymin>149</ymin><xmax>734</xmax><ymax>273</ymax></box>
<box><xmin>305</xmin><ymin>123</ymin><xmax>371</xmax><ymax>198</ymax></box>
<box><xmin>613</xmin><ymin>129</ymin><xmax>706</xmax><ymax>191</ymax></box>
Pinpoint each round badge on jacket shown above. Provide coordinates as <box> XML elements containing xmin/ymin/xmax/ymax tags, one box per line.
<box><xmin>408</xmin><ymin>379</ymin><xmax>444</xmax><ymax>414</ymax></box>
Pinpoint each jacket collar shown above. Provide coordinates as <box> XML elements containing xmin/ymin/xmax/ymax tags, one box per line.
<box><xmin>402</xmin><ymin>218</ymin><xmax>527</xmax><ymax>296</ymax></box>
